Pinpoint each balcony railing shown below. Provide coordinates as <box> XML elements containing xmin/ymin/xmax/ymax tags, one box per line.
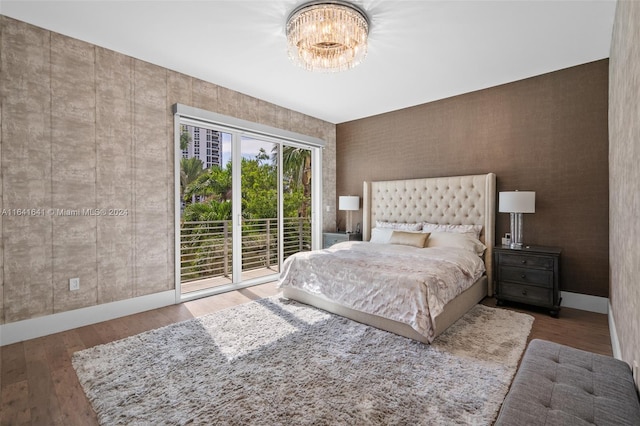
<box><xmin>180</xmin><ymin>217</ymin><xmax>311</xmax><ymax>284</ymax></box>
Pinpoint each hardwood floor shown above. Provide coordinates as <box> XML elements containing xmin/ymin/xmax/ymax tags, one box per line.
<box><xmin>1</xmin><ymin>282</ymin><xmax>612</xmax><ymax>425</ymax></box>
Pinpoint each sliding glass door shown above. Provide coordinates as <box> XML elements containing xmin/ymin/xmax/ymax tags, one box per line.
<box><xmin>177</xmin><ymin>114</ymin><xmax>319</xmax><ymax>301</ymax></box>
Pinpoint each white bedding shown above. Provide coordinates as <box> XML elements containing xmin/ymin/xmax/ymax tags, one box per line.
<box><xmin>278</xmin><ymin>241</ymin><xmax>486</xmax><ymax>342</ymax></box>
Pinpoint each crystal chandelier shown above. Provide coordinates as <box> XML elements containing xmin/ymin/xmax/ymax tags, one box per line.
<box><xmin>286</xmin><ymin>1</ymin><xmax>370</xmax><ymax>72</ymax></box>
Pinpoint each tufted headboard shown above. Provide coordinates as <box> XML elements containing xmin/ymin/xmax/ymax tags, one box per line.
<box><xmin>363</xmin><ymin>173</ymin><xmax>496</xmax><ymax>295</ymax></box>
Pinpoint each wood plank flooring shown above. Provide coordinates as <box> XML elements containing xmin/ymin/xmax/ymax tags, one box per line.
<box><xmin>1</xmin><ymin>282</ymin><xmax>612</xmax><ymax>425</ymax></box>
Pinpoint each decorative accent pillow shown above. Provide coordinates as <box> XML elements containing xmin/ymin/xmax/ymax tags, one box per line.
<box><xmin>369</xmin><ymin>227</ymin><xmax>395</xmax><ymax>244</ymax></box>
<box><xmin>426</xmin><ymin>232</ymin><xmax>486</xmax><ymax>256</ymax></box>
<box><xmin>422</xmin><ymin>222</ymin><xmax>482</xmax><ymax>239</ymax></box>
<box><xmin>389</xmin><ymin>231</ymin><xmax>430</xmax><ymax>248</ymax></box>
<box><xmin>376</xmin><ymin>221</ymin><xmax>423</xmax><ymax>231</ymax></box>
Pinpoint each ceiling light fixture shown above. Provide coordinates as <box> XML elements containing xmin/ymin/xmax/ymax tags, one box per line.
<box><xmin>286</xmin><ymin>1</ymin><xmax>370</xmax><ymax>72</ymax></box>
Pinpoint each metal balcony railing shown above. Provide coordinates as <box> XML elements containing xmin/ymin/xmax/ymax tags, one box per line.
<box><xmin>180</xmin><ymin>217</ymin><xmax>311</xmax><ymax>284</ymax></box>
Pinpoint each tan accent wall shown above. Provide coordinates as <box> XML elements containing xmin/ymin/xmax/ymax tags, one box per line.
<box><xmin>337</xmin><ymin>60</ymin><xmax>609</xmax><ymax>297</ymax></box>
<box><xmin>0</xmin><ymin>16</ymin><xmax>336</xmax><ymax>325</ymax></box>
<box><xmin>609</xmin><ymin>0</ymin><xmax>640</xmax><ymax>370</ymax></box>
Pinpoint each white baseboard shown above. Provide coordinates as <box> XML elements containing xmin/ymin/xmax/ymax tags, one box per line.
<box><xmin>0</xmin><ymin>290</ymin><xmax>175</xmax><ymax>346</ymax></box>
<box><xmin>608</xmin><ymin>301</ymin><xmax>622</xmax><ymax>360</ymax></box>
<box><xmin>560</xmin><ymin>291</ymin><xmax>608</xmax><ymax>314</ymax></box>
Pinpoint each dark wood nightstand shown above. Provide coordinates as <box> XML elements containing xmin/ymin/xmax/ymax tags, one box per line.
<box><xmin>494</xmin><ymin>245</ymin><xmax>562</xmax><ymax>317</ymax></box>
<box><xmin>322</xmin><ymin>232</ymin><xmax>362</xmax><ymax>248</ymax></box>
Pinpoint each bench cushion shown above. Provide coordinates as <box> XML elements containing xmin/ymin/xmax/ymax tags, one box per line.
<box><xmin>495</xmin><ymin>339</ymin><xmax>640</xmax><ymax>425</ymax></box>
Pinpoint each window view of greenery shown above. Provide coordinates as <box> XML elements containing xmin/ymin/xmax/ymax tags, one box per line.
<box><xmin>180</xmin><ymin>125</ymin><xmax>311</xmax><ymax>290</ymax></box>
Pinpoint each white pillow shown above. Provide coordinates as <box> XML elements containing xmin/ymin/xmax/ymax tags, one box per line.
<box><xmin>369</xmin><ymin>228</ymin><xmax>394</xmax><ymax>243</ymax></box>
<box><xmin>376</xmin><ymin>221</ymin><xmax>423</xmax><ymax>231</ymax></box>
<box><xmin>422</xmin><ymin>222</ymin><xmax>482</xmax><ymax>239</ymax></box>
<box><xmin>426</xmin><ymin>232</ymin><xmax>486</xmax><ymax>256</ymax></box>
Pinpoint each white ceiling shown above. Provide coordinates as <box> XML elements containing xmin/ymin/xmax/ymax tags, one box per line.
<box><xmin>2</xmin><ymin>0</ymin><xmax>617</xmax><ymax>124</ymax></box>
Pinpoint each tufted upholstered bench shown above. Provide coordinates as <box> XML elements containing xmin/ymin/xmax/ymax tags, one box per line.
<box><xmin>495</xmin><ymin>339</ymin><xmax>640</xmax><ymax>425</ymax></box>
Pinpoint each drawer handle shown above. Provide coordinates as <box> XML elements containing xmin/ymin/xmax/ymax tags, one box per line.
<box><xmin>522</xmin><ymin>289</ymin><xmax>528</xmax><ymax>296</ymax></box>
<box><xmin>521</xmin><ymin>260</ymin><xmax>527</xmax><ymax>264</ymax></box>
<box><xmin>521</xmin><ymin>274</ymin><xmax>526</xmax><ymax>279</ymax></box>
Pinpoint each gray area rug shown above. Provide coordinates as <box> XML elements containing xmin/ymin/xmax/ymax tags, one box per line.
<box><xmin>73</xmin><ymin>296</ymin><xmax>534</xmax><ymax>425</ymax></box>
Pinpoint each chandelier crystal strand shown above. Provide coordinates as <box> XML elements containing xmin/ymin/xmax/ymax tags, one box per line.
<box><xmin>286</xmin><ymin>1</ymin><xmax>369</xmax><ymax>72</ymax></box>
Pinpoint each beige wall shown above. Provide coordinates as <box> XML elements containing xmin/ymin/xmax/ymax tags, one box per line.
<box><xmin>337</xmin><ymin>60</ymin><xmax>610</xmax><ymax>298</ymax></box>
<box><xmin>0</xmin><ymin>16</ymin><xmax>336</xmax><ymax>325</ymax></box>
<box><xmin>609</xmin><ymin>0</ymin><xmax>640</xmax><ymax>369</ymax></box>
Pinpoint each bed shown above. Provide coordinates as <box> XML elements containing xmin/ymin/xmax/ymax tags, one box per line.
<box><xmin>279</xmin><ymin>173</ymin><xmax>496</xmax><ymax>343</ymax></box>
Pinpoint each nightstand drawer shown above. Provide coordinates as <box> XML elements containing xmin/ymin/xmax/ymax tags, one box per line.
<box><xmin>500</xmin><ymin>266</ymin><xmax>553</xmax><ymax>287</ymax></box>
<box><xmin>498</xmin><ymin>253</ymin><xmax>554</xmax><ymax>270</ymax></box>
<box><xmin>499</xmin><ymin>282</ymin><xmax>552</xmax><ymax>305</ymax></box>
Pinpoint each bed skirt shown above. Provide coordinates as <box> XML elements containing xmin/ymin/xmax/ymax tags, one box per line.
<box><xmin>281</xmin><ymin>275</ymin><xmax>488</xmax><ymax>343</ymax></box>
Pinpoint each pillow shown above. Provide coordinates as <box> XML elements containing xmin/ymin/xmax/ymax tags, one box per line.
<box><xmin>369</xmin><ymin>227</ymin><xmax>394</xmax><ymax>244</ymax></box>
<box><xmin>426</xmin><ymin>232</ymin><xmax>486</xmax><ymax>256</ymax></box>
<box><xmin>389</xmin><ymin>231</ymin><xmax>429</xmax><ymax>248</ymax></box>
<box><xmin>376</xmin><ymin>221</ymin><xmax>423</xmax><ymax>231</ymax></box>
<box><xmin>422</xmin><ymin>222</ymin><xmax>482</xmax><ymax>239</ymax></box>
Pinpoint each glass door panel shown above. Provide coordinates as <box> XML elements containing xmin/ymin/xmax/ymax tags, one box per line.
<box><xmin>240</xmin><ymin>136</ymin><xmax>280</xmax><ymax>282</ymax></box>
<box><xmin>179</xmin><ymin>125</ymin><xmax>233</xmax><ymax>294</ymax></box>
<box><xmin>282</xmin><ymin>144</ymin><xmax>312</xmax><ymax>261</ymax></box>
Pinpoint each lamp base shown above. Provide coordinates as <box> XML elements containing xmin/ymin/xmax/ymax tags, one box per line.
<box><xmin>346</xmin><ymin>211</ymin><xmax>353</xmax><ymax>234</ymax></box>
<box><xmin>509</xmin><ymin>212</ymin><xmax>525</xmax><ymax>249</ymax></box>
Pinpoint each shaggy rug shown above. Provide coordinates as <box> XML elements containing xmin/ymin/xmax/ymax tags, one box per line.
<box><xmin>72</xmin><ymin>296</ymin><xmax>534</xmax><ymax>425</ymax></box>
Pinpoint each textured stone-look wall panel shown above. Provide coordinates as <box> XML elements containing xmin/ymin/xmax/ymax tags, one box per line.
<box><xmin>52</xmin><ymin>216</ymin><xmax>98</xmax><ymax>312</ymax></box>
<box><xmin>96</xmin><ymin>47</ymin><xmax>135</xmax><ymax>303</ymax></box>
<box><xmin>313</xmin><ymin>115</ymin><xmax>337</xmax><ymax>232</ymax></box>
<box><xmin>1</xmin><ymin>18</ymin><xmax>53</xmax><ymax>322</ymax></box>
<box><xmin>240</xmin><ymin>95</ymin><xmax>260</xmax><ymax>124</ymax></box>
<box><xmin>192</xmin><ymin>79</ymin><xmax>217</xmax><ymax>107</ymax></box>
<box><xmin>133</xmin><ymin>60</ymin><xmax>171</xmax><ymax>296</ymax></box>
<box><xmin>3</xmin><ymin>218</ymin><xmax>53</xmax><ymax>321</ymax></box>
<box><xmin>217</xmin><ymin>86</ymin><xmax>241</xmax><ymax>118</ymax></box>
<box><xmin>274</xmin><ymin>106</ymin><xmax>291</xmax><ymax>131</ymax></box>
<box><xmin>609</xmin><ymin>0</ymin><xmax>640</xmax><ymax>371</ymax></box>
<box><xmin>337</xmin><ymin>61</ymin><xmax>609</xmax><ymax>297</ymax></box>
<box><xmin>258</xmin><ymin>99</ymin><xmax>277</xmax><ymax>126</ymax></box>
<box><xmin>1</xmin><ymin>19</ymin><xmax>51</xmax><ymax>207</ymax></box>
<box><xmin>50</xmin><ymin>33</ymin><xmax>98</xmax><ymax>312</ymax></box>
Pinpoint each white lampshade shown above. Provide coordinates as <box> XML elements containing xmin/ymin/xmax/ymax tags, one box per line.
<box><xmin>499</xmin><ymin>191</ymin><xmax>536</xmax><ymax>213</ymax></box>
<box><xmin>339</xmin><ymin>196</ymin><xmax>360</xmax><ymax>211</ymax></box>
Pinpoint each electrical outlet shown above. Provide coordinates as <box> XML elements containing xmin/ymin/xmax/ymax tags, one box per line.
<box><xmin>69</xmin><ymin>277</ymin><xmax>80</xmax><ymax>291</ymax></box>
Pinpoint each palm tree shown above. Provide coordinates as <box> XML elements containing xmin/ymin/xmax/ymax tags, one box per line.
<box><xmin>180</xmin><ymin>126</ymin><xmax>191</xmax><ymax>151</ymax></box>
<box><xmin>279</xmin><ymin>146</ymin><xmax>311</xmax><ymax>218</ymax></box>
<box><xmin>184</xmin><ymin>163</ymin><xmax>233</xmax><ymax>204</ymax></box>
<box><xmin>180</xmin><ymin>157</ymin><xmax>205</xmax><ymax>204</ymax></box>
<box><xmin>282</xmin><ymin>146</ymin><xmax>311</xmax><ymax>217</ymax></box>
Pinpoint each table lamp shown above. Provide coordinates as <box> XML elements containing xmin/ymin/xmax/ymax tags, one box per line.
<box><xmin>499</xmin><ymin>191</ymin><xmax>535</xmax><ymax>249</ymax></box>
<box><xmin>339</xmin><ymin>196</ymin><xmax>360</xmax><ymax>234</ymax></box>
